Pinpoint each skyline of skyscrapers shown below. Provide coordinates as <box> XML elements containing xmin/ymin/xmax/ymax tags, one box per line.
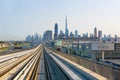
<box><xmin>38</xmin><ymin>16</ymin><xmax>120</xmax><ymax>43</ymax></box>
<box><xmin>26</xmin><ymin>33</ymin><xmax>41</xmax><ymax>43</ymax></box>
<box><xmin>24</xmin><ymin>20</ymin><xmax>120</xmax><ymax>45</ymax></box>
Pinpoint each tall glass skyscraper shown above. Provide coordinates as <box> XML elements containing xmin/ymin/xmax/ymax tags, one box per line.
<box><xmin>65</xmin><ymin>16</ymin><xmax>69</xmax><ymax>37</ymax></box>
<box><xmin>75</xmin><ymin>30</ymin><xmax>78</xmax><ymax>37</ymax></box>
<box><xmin>98</xmin><ymin>30</ymin><xmax>102</xmax><ymax>38</ymax></box>
<box><xmin>43</xmin><ymin>30</ymin><xmax>52</xmax><ymax>42</ymax></box>
<box><xmin>94</xmin><ymin>27</ymin><xmax>97</xmax><ymax>38</ymax></box>
<box><xmin>54</xmin><ymin>23</ymin><xmax>58</xmax><ymax>40</ymax></box>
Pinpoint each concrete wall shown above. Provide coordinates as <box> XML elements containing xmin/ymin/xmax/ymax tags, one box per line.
<box><xmin>53</xmin><ymin>50</ymin><xmax>120</xmax><ymax>80</ymax></box>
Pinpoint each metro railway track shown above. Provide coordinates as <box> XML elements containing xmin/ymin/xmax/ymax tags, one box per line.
<box><xmin>43</xmin><ymin>47</ymin><xmax>70</xmax><ymax>80</ymax></box>
<box><xmin>51</xmin><ymin>53</ymin><xmax>90</xmax><ymax>80</ymax></box>
<box><xmin>25</xmin><ymin>48</ymin><xmax>42</xmax><ymax>80</ymax></box>
<box><xmin>0</xmin><ymin>52</ymin><xmax>33</xmax><ymax>70</ymax></box>
<box><xmin>0</xmin><ymin>44</ymin><xmax>42</xmax><ymax>80</ymax></box>
<box><xmin>0</xmin><ymin>58</ymin><xmax>16</xmax><ymax>69</ymax></box>
<box><xmin>9</xmin><ymin>50</ymin><xmax>40</xmax><ymax>80</ymax></box>
<box><xmin>44</xmin><ymin>48</ymin><xmax>97</xmax><ymax>80</ymax></box>
<box><xmin>9</xmin><ymin>53</ymin><xmax>37</xmax><ymax>80</ymax></box>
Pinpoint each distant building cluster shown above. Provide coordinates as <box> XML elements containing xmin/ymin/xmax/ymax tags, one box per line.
<box><xmin>43</xmin><ymin>30</ymin><xmax>52</xmax><ymax>43</ymax></box>
<box><xmin>42</xmin><ymin>16</ymin><xmax>120</xmax><ymax>43</ymax></box>
<box><xmin>25</xmin><ymin>16</ymin><xmax>120</xmax><ymax>43</ymax></box>
<box><xmin>26</xmin><ymin>33</ymin><xmax>41</xmax><ymax>43</ymax></box>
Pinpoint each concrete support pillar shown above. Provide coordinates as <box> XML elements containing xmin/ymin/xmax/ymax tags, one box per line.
<box><xmin>102</xmin><ymin>51</ymin><xmax>105</xmax><ymax>61</ymax></box>
<box><xmin>67</xmin><ymin>40</ymin><xmax>70</xmax><ymax>54</ymax></box>
<box><xmin>61</xmin><ymin>40</ymin><xmax>63</xmax><ymax>52</ymax></box>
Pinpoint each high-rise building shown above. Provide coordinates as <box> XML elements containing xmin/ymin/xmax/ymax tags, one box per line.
<box><xmin>115</xmin><ymin>35</ymin><xmax>117</xmax><ymax>42</ymax></box>
<box><xmin>26</xmin><ymin>33</ymin><xmax>41</xmax><ymax>43</ymax></box>
<box><xmin>90</xmin><ymin>33</ymin><xmax>94</xmax><ymax>38</ymax></box>
<box><xmin>65</xmin><ymin>16</ymin><xmax>69</xmax><ymax>37</ymax></box>
<box><xmin>26</xmin><ymin>35</ymin><xmax>32</xmax><ymax>42</ymax></box>
<box><xmin>86</xmin><ymin>33</ymin><xmax>88</xmax><ymax>38</ymax></box>
<box><xmin>82</xmin><ymin>33</ymin><xmax>88</xmax><ymax>38</ymax></box>
<box><xmin>34</xmin><ymin>33</ymin><xmax>39</xmax><ymax>43</ymax></box>
<box><xmin>98</xmin><ymin>30</ymin><xmax>102</xmax><ymax>41</ymax></box>
<box><xmin>54</xmin><ymin>23</ymin><xmax>58</xmax><ymax>40</ymax></box>
<box><xmin>70</xmin><ymin>32</ymin><xmax>74</xmax><ymax>37</ymax></box>
<box><xmin>39</xmin><ymin>35</ymin><xmax>42</xmax><ymax>42</ymax></box>
<box><xmin>43</xmin><ymin>30</ymin><xmax>52</xmax><ymax>42</ymax></box>
<box><xmin>103</xmin><ymin>34</ymin><xmax>107</xmax><ymax>41</ymax></box>
<box><xmin>59</xmin><ymin>30</ymin><xmax>64</xmax><ymax>38</ymax></box>
<box><xmin>75</xmin><ymin>30</ymin><xmax>78</xmax><ymax>37</ymax></box>
<box><xmin>98</xmin><ymin>30</ymin><xmax>102</xmax><ymax>38</ymax></box>
<box><xmin>94</xmin><ymin>27</ymin><xmax>97</xmax><ymax>38</ymax></box>
<box><xmin>31</xmin><ymin>36</ymin><xmax>34</xmax><ymax>42</ymax></box>
<box><xmin>78</xmin><ymin>35</ymin><xmax>81</xmax><ymax>38</ymax></box>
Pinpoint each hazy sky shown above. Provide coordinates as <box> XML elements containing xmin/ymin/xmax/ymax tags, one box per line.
<box><xmin>1</xmin><ymin>0</ymin><xmax>120</xmax><ymax>41</ymax></box>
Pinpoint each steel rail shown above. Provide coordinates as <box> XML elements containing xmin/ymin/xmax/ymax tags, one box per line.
<box><xmin>8</xmin><ymin>45</ymin><xmax>42</xmax><ymax>80</ymax></box>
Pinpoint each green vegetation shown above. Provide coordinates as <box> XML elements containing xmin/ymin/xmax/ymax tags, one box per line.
<box><xmin>0</xmin><ymin>41</ymin><xmax>5</xmax><ymax>43</ymax></box>
<box><xmin>14</xmin><ymin>42</ymin><xmax>30</xmax><ymax>47</ymax></box>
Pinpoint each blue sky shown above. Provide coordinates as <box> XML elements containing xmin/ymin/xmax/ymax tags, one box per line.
<box><xmin>1</xmin><ymin>0</ymin><xmax>120</xmax><ymax>40</ymax></box>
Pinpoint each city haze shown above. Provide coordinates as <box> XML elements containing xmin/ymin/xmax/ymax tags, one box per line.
<box><xmin>1</xmin><ymin>0</ymin><xmax>120</xmax><ymax>40</ymax></box>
